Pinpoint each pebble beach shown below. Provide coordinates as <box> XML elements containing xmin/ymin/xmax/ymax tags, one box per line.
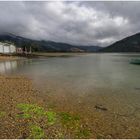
<box><xmin>0</xmin><ymin>75</ymin><xmax>46</xmax><ymax>139</ymax></box>
<box><xmin>0</xmin><ymin>74</ymin><xmax>93</xmax><ymax>139</ymax></box>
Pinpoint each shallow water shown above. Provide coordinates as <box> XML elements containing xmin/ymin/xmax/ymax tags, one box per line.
<box><xmin>1</xmin><ymin>53</ymin><xmax>140</xmax><ymax>138</ymax></box>
<box><xmin>1</xmin><ymin>53</ymin><xmax>140</xmax><ymax>90</ymax></box>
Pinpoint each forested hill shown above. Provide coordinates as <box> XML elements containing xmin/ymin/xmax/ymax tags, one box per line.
<box><xmin>0</xmin><ymin>34</ymin><xmax>101</xmax><ymax>52</ymax></box>
<box><xmin>101</xmin><ymin>33</ymin><xmax>140</xmax><ymax>52</ymax></box>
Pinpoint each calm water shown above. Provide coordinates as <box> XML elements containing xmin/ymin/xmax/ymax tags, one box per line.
<box><xmin>1</xmin><ymin>53</ymin><xmax>140</xmax><ymax>137</ymax></box>
<box><xmin>1</xmin><ymin>53</ymin><xmax>140</xmax><ymax>90</ymax></box>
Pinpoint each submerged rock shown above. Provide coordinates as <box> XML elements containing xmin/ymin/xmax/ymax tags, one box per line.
<box><xmin>94</xmin><ymin>105</ymin><xmax>108</xmax><ymax>111</ymax></box>
<box><xmin>134</xmin><ymin>87</ymin><xmax>140</xmax><ymax>90</ymax></box>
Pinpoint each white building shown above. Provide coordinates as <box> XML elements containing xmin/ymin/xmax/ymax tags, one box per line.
<box><xmin>0</xmin><ymin>42</ymin><xmax>16</xmax><ymax>54</ymax></box>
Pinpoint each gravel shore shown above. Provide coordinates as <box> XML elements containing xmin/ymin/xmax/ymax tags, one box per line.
<box><xmin>0</xmin><ymin>75</ymin><xmax>46</xmax><ymax>139</ymax></box>
<box><xmin>0</xmin><ymin>75</ymin><xmax>91</xmax><ymax>139</ymax></box>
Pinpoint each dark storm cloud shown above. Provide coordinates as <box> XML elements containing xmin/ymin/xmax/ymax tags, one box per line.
<box><xmin>0</xmin><ymin>1</ymin><xmax>140</xmax><ymax>46</ymax></box>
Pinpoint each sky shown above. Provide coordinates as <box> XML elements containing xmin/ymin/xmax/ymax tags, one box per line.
<box><xmin>0</xmin><ymin>1</ymin><xmax>140</xmax><ymax>47</ymax></box>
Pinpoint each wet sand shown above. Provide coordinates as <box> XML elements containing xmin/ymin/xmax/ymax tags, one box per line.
<box><xmin>0</xmin><ymin>74</ymin><xmax>140</xmax><ymax>139</ymax></box>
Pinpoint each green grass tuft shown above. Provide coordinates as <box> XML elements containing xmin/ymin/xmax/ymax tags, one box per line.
<box><xmin>17</xmin><ymin>103</ymin><xmax>46</xmax><ymax>118</ymax></box>
<box><xmin>46</xmin><ymin>111</ymin><xmax>56</xmax><ymax>125</ymax></box>
<box><xmin>29</xmin><ymin>125</ymin><xmax>45</xmax><ymax>139</ymax></box>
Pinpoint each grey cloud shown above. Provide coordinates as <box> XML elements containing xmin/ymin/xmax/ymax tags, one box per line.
<box><xmin>0</xmin><ymin>1</ymin><xmax>140</xmax><ymax>47</ymax></box>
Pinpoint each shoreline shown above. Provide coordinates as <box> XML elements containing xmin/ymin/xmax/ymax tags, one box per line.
<box><xmin>0</xmin><ymin>52</ymin><xmax>89</xmax><ymax>60</ymax></box>
<box><xmin>0</xmin><ymin>55</ymin><xmax>21</xmax><ymax>61</ymax></box>
<box><xmin>1</xmin><ymin>52</ymin><xmax>140</xmax><ymax>61</ymax></box>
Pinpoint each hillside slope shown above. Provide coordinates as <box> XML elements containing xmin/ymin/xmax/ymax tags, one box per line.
<box><xmin>101</xmin><ymin>33</ymin><xmax>140</xmax><ymax>52</ymax></box>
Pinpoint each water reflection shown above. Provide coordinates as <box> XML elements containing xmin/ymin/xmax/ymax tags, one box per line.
<box><xmin>0</xmin><ymin>61</ymin><xmax>18</xmax><ymax>74</ymax></box>
<box><xmin>0</xmin><ymin>59</ymin><xmax>35</xmax><ymax>74</ymax></box>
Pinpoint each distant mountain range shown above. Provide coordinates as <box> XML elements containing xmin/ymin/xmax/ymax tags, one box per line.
<box><xmin>1</xmin><ymin>32</ymin><xmax>140</xmax><ymax>52</ymax></box>
<box><xmin>101</xmin><ymin>33</ymin><xmax>140</xmax><ymax>52</ymax></box>
<box><xmin>0</xmin><ymin>34</ymin><xmax>101</xmax><ymax>52</ymax></box>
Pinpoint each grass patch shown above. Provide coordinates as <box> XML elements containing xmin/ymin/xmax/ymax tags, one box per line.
<box><xmin>0</xmin><ymin>111</ymin><xmax>6</xmax><ymax>118</ymax></box>
<box><xmin>17</xmin><ymin>103</ymin><xmax>57</xmax><ymax>125</ymax></box>
<box><xmin>17</xmin><ymin>103</ymin><xmax>47</xmax><ymax>119</ymax></box>
<box><xmin>17</xmin><ymin>103</ymin><xmax>46</xmax><ymax>117</ymax></box>
<box><xmin>45</xmin><ymin>111</ymin><xmax>56</xmax><ymax>125</ymax></box>
<box><xmin>59</xmin><ymin>112</ymin><xmax>80</xmax><ymax>124</ymax></box>
<box><xmin>16</xmin><ymin>103</ymin><xmax>90</xmax><ymax>138</ymax></box>
<box><xmin>29</xmin><ymin>125</ymin><xmax>45</xmax><ymax>139</ymax></box>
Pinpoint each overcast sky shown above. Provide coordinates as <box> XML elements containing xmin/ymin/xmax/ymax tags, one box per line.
<box><xmin>0</xmin><ymin>1</ymin><xmax>140</xmax><ymax>47</ymax></box>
